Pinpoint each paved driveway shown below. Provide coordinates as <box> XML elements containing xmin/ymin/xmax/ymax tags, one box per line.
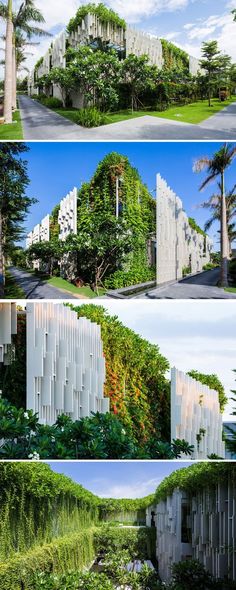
<box><xmin>134</xmin><ymin>268</ymin><xmax>236</xmax><ymax>299</ymax></box>
<box><xmin>19</xmin><ymin>95</ymin><xmax>236</xmax><ymax>140</ymax></box>
<box><xmin>9</xmin><ymin>267</ymin><xmax>78</xmax><ymax>299</ymax></box>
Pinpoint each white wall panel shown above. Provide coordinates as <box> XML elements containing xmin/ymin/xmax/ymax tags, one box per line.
<box><xmin>26</xmin><ymin>303</ymin><xmax>108</xmax><ymax>424</ymax></box>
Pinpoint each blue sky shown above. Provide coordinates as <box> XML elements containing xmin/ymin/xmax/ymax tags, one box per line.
<box><xmin>21</xmin><ymin>141</ymin><xmax>236</xmax><ymax>249</ymax></box>
<box><xmin>47</xmin><ymin>460</ymin><xmax>192</xmax><ymax>498</ymax></box>
<box><xmin>1</xmin><ymin>0</ymin><xmax>235</xmax><ymax>76</ymax></box>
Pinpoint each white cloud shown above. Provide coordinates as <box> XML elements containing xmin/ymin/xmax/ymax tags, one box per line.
<box><xmin>109</xmin><ymin>0</ymin><xmax>190</xmax><ymax>24</ymax></box>
<box><xmin>182</xmin><ymin>11</ymin><xmax>236</xmax><ymax>60</ymax></box>
<box><xmin>92</xmin><ymin>477</ymin><xmax>163</xmax><ymax>498</ymax></box>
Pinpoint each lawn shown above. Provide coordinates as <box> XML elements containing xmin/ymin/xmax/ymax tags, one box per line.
<box><xmin>4</xmin><ymin>270</ymin><xmax>25</xmax><ymax>298</ymax></box>
<box><xmin>224</xmin><ymin>286</ymin><xmax>236</xmax><ymax>293</ymax></box>
<box><xmin>0</xmin><ymin>110</ymin><xmax>23</xmax><ymax>139</ymax></box>
<box><xmin>46</xmin><ymin>276</ymin><xmax>106</xmax><ymax>298</ymax></box>
<box><xmin>53</xmin><ymin>97</ymin><xmax>236</xmax><ymax>127</ymax></box>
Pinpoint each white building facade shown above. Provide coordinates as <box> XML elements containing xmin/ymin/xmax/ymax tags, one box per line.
<box><xmin>26</xmin><ymin>302</ymin><xmax>109</xmax><ymax>425</ymax></box>
<box><xmin>146</xmin><ymin>476</ymin><xmax>236</xmax><ymax>583</ymax></box>
<box><xmin>171</xmin><ymin>368</ymin><xmax>225</xmax><ymax>459</ymax></box>
<box><xmin>156</xmin><ymin>174</ymin><xmax>212</xmax><ymax>285</ymax></box>
<box><xmin>26</xmin><ymin>214</ymin><xmax>50</xmax><ymax>248</ymax></box>
<box><xmin>0</xmin><ymin>303</ymin><xmax>17</xmax><ymax>365</ymax></box>
<box><xmin>58</xmin><ymin>187</ymin><xmax>78</xmax><ymax>240</ymax></box>
<box><xmin>28</xmin><ymin>12</ymin><xmax>201</xmax><ymax>103</ymax></box>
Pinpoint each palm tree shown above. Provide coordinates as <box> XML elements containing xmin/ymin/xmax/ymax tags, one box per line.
<box><xmin>200</xmin><ymin>183</ymin><xmax>236</xmax><ymax>256</ymax></box>
<box><xmin>0</xmin><ymin>0</ymin><xmax>50</xmax><ymax>119</ymax></box>
<box><xmin>193</xmin><ymin>143</ymin><xmax>236</xmax><ymax>287</ymax></box>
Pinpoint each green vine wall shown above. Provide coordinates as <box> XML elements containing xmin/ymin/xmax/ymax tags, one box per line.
<box><xmin>76</xmin><ymin>152</ymin><xmax>156</xmax><ymax>287</ymax></box>
<box><xmin>160</xmin><ymin>39</ymin><xmax>189</xmax><ymax>71</ymax></box>
<box><xmin>74</xmin><ymin>304</ymin><xmax>170</xmax><ymax>444</ymax></box>
<box><xmin>67</xmin><ymin>3</ymin><xmax>126</xmax><ymax>34</ymax></box>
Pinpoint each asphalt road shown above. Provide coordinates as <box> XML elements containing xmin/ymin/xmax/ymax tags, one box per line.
<box><xmin>9</xmin><ymin>267</ymin><xmax>78</xmax><ymax>299</ymax></box>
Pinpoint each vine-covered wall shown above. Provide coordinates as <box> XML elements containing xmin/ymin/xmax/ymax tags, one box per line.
<box><xmin>0</xmin><ymin>311</ymin><xmax>26</xmax><ymax>408</ymax></box>
<box><xmin>74</xmin><ymin>304</ymin><xmax>170</xmax><ymax>444</ymax></box>
<box><xmin>76</xmin><ymin>152</ymin><xmax>156</xmax><ymax>287</ymax></box>
<box><xmin>160</xmin><ymin>39</ymin><xmax>189</xmax><ymax>71</ymax></box>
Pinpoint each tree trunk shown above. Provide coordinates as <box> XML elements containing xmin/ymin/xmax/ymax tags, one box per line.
<box><xmin>12</xmin><ymin>37</ymin><xmax>17</xmax><ymax>111</ymax></box>
<box><xmin>4</xmin><ymin>0</ymin><xmax>13</xmax><ymax>124</ymax></box>
<box><xmin>220</xmin><ymin>171</ymin><xmax>229</xmax><ymax>287</ymax></box>
<box><xmin>0</xmin><ymin>211</ymin><xmax>5</xmax><ymax>297</ymax></box>
<box><xmin>208</xmin><ymin>74</ymin><xmax>211</xmax><ymax>107</ymax></box>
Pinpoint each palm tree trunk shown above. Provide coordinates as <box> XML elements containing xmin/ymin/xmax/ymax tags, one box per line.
<box><xmin>12</xmin><ymin>35</ymin><xmax>17</xmax><ymax>111</ymax></box>
<box><xmin>0</xmin><ymin>211</ymin><xmax>4</xmax><ymax>297</ymax></box>
<box><xmin>4</xmin><ymin>0</ymin><xmax>13</xmax><ymax>124</ymax></box>
<box><xmin>220</xmin><ymin>171</ymin><xmax>229</xmax><ymax>287</ymax></box>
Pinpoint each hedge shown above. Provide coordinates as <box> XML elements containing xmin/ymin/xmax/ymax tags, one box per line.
<box><xmin>0</xmin><ymin>529</ymin><xmax>97</xmax><ymax>590</ymax></box>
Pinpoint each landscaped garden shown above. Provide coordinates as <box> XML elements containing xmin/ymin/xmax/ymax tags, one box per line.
<box><xmin>0</xmin><ymin>462</ymin><xmax>235</xmax><ymax>590</ymax></box>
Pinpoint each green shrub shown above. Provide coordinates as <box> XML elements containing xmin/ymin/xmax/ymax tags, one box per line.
<box><xmin>75</xmin><ymin>107</ymin><xmax>108</xmax><ymax>127</ymax></box>
<box><xmin>40</xmin><ymin>97</ymin><xmax>63</xmax><ymax>108</ymax></box>
<box><xmin>0</xmin><ymin>530</ymin><xmax>97</xmax><ymax>590</ymax></box>
<box><xmin>94</xmin><ymin>526</ymin><xmax>156</xmax><ymax>560</ymax></box>
<box><xmin>203</xmin><ymin>262</ymin><xmax>217</xmax><ymax>270</ymax></box>
<box><xmin>104</xmin><ymin>266</ymin><xmax>155</xmax><ymax>289</ymax></box>
<box><xmin>171</xmin><ymin>559</ymin><xmax>213</xmax><ymax>589</ymax></box>
<box><xmin>182</xmin><ymin>265</ymin><xmax>191</xmax><ymax>277</ymax></box>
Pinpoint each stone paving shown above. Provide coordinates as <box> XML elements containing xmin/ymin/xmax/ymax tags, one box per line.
<box><xmin>133</xmin><ymin>268</ymin><xmax>236</xmax><ymax>299</ymax></box>
<box><xmin>19</xmin><ymin>95</ymin><xmax>236</xmax><ymax>140</ymax></box>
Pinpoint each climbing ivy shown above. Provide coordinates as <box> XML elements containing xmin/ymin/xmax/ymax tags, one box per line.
<box><xmin>161</xmin><ymin>40</ymin><xmax>189</xmax><ymax>71</ymax></box>
<box><xmin>188</xmin><ymin>217</ymin><xmax>206</xmax><ymax>237</ymax></box>
<box><xmin>187</xmin><ymin>370</ymin><xmax>227</xmax><ymax>412</ymax></box>
<box><xmin>153</xmin><ymin>463</ymin><xmax>235</xmax><ymax>505</ymax></box>
<box><xmin>67</xmin><ymin>3</ymin><xmax>126</xmax><ymax>34</ymax></box>
<box><xmin>76</xmin><ymin>152</ymin><xmax>156</xmax><ymax>288</ymax></box>
<box><xmin>73</xmin><ymin>304</ymin><xmax>170</xmax><ymax>443</ymax></box>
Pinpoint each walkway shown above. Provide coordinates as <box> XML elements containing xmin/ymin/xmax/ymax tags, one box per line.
<box><xmin>134</xmin><ymin>268</ymin><xmax>236</xmax><ymax>299</ymax></box>
<box><xmin>19</xmin><ymin>95</ymin><xmax>236</xmax><ymax>140</ymax></box>
<box><xmin>9</xmin><ymin>266</ymin><xmax>78</xmax><ymax>299</ymax></box>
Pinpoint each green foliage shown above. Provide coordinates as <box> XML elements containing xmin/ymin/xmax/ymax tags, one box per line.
<box><xmin>188</xmin><ymin>217</ymin><xmax>206</xmax><ymax>236</ymax></box>
<box><xmin>187</xmin><ymin>370</ymin><xmax>227</xmax><ymax>412</ymax></box>
<box><xmin>74</xmin><ymin>107</ymin><xmax>108</xmax><ymax>127</ymax></box>
<box><xmin>67</xmin><ymin>3</ymin><xmax>126</xmax><ymax>33</ymax></box>
<box><xmin>122</xmin><ymin>54</ymin><xmax>157</xmax><ymax>111</ymax></box>
<box><xmin>170</xmin><ymin>559</ymin><xmax>214</xmax><ymax>589</ymax></box>
<box><xmin>95</xmin><ymin>526</ymin><xmax>156</xmax><ymax>560</ymax></box>
<box><xmin>33</xmin><ymin>571</ymin><xmax>115</xmax><ymax>590</ymax></box>
<box><xmin>39</xmin><ymin>97</ymin><xmax>63</xmax><ymax>108</ymax></box>
<box><xmin>104</xmin><ymin>266</ymin><xmax>155</xmax><ymax>289</ymax></box>
<box><xmin>34</xmin><ymin>56</ymin><xmax>43</xmax><ymax>70</ymax></box>
<box><xmin>0</xmin><ymin>312</ymin><xmax>26</xmax><ymax>407</ymax></box>
<box><xmin>160</xmin><ymin>40</ymin><xmax>189</xmax><ymax>71</ymax></box>
<box><xmin>73</xmin><ymin>304</ymin><xmax>170</xmax><ymax>444</ymax></box>
<box><xmin>229</xmin><ymin>258</ymin><xmax>236</xmax><ymax>284</ymax></box>
<box><xmin>153</xmin><ymin>463</ymin><xmax>235</xmax><ymax>505</ymax></box>
<box><xmin>0</xmin><ymin>530</ymin><xmax>97</xmax><ymax>590</ymax></box>
<box><xmin>27</xmin><ymin>240</ymin><xmax>64</xmax><ymax>275</ymax></box>
<box><xmin>203</xmin><ymin>262</ymin><xmax>218</xmax><ymax>270</ymax></box>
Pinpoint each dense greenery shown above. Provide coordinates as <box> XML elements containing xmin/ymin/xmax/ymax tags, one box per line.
<box><xmin>187</xmin><ymin>370</ymin><xmax>228</xmax><ymax>412</ymax></box>
<box><xmin>188</xmin><ymin>217</ymin><xmax>206</xmax><ymax>237</ymax></box>
<box><xmin>160</xmin><ymin>40</ymin><xmax>189</xmax><ymax>71</ymax></box>
<box><xmin>26</xmin><ymin>152</ymin><xmax>156</xmax><ymax>290</ymax></box>
<box><xmin>67</xmin><ymin>3</ymin><xmax>126</xmax><ymax>34</ymax></box>
<box><xmin>153</xmin><ymin>463</ymin><xmax>235</xmax><ymax>504</ymax></box>
<box><xmin>0</xmin><ymin>397</ymin><xmax>193</xmax><ymax>459</ymax></box>
<box><xmin>0</xmin><ymin>143</ymin><xmax>37</xmax><ymax>295</ymax></box>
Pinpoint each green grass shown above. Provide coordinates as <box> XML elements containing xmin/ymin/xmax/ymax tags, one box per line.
<box><xmin>224</xmin><ymin>286</ymin><xmax>236</xmax><ymax>293</ymax></box>
<box><xmin>0</xmin><ymin>110</ymin><xmax>23</xmax><ymax>139</ymax></box>
<box><xmin>4</xmin><ymin>270</ymin><xmax>25</xmax><ymax>298</ymax></box>
<box><xmin>52</xmin><ymin>97</ymin><xmax>236</xmax><ymax>127</ymax></box>
<box><xmin>46</xmin><ymin>276</ymin><xmax>106</xmax><ymax>298</ymax></box>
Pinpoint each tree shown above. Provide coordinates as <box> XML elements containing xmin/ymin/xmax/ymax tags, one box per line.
<box><xmin>0</xmin><ymin>143</ymin><xmax>36</xmax><ymax>296</ymax></box>
<box><xmin>44</xmin><ymin>67</ymin><xmax>75</xmax><ymax>107</ymax></box>
<box><xmin>64</xmin><ymin>212</ymin><xmax>133</xmax><ymax>292</ymax></box>
<box><xmin>232</xmin><ymin>8</ymin><xmax>236</xmax><ymax>21</ymax></box>
<box><xmin>199</xmin><ymin>41</ymin><xmax>221</xmax><ymax>106</ymax></box>
<box><xmin>193</xmin><ymin>143</ymin><xmax>236</xmax><ymax>287</ymax></box>
<box><xmin>27</xmin><ymin>239</ymin><xmax>63</xmax><ymax>276</ymax></box>
<box><xmin>122</xmin><ymin>54</ymin><xmax>157</xmax><ymax>112</ymax></box>
<box><xmin>199</xmin><ymin>182</ymin><xmax>236</xmax><ymax>256</ymax></box>
<box><xmin>0</xmin><ymin>0</ymin><xmax>50</xmax><ymax>117</ymax></box>
<box><xmin>66</xmin><ymin>46</ymin><xmax>121</xmax><ymax>110</ymax></box>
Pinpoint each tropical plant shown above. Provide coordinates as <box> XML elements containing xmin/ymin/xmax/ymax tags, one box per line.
<box><xmin>199</xmin><ymin>183</ymin><xmax>236</xmax><ymax>256</ymax></box>
<box><xmin>171</xmin><ymin>559</ymin><xmax>214</xmax><ymax>589</ymax></box>
<box><xmin>26</xmin><ymin>239</ymin><xmax>64</xmax><ymax>276</ymax></box>
<box><xmin>187</xmin><ymin>370</ymin><xmax>228</xmax><ymax>412</ymax></box>
<box><xmin>122</xmin><ymin>54</ymin><xmax>157</xmax><ymax>112</ymax></box>
<box><xmin>193</xmin><ymin>143</ymin><xmax>236</xmax><ymax>287</ymax></box>
<box><xmin>0</xmin><ymin>142</ymin><xmax>36</xmax><ymax>296</ymax></box>
<box><xmin>67</xmin><ymin>2</ymin><xmax>126</xmax><ymax>34</ymax></box>
<box><xmin>0</xmin><ymin>0</ymin><xmax>50</xmax><ymax>119</ymax></box>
